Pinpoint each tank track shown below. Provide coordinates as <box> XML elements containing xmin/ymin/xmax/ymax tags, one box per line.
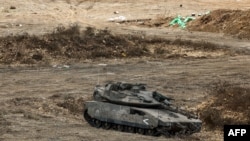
<box><xmin>84</xmin><ymin>110</ymin><xmax>198</xmax><ymax>137</ymax></box>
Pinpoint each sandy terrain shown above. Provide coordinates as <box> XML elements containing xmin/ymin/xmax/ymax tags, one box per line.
<box><xmin>0</xmin><ymin>0</ymin><xmax>250</xmax><ymax>141</ymax></box>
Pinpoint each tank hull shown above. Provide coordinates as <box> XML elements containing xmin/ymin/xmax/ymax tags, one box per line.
<box><xmin>84</xmin><ymin>101</ymin><xmax>202</xmax><ymax>136</ymax></box>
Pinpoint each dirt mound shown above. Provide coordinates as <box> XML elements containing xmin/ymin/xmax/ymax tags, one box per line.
<box><xmin>56</xmin><ymin>95</ymin><xmax>88</xmax><ymax>115</ymax></box>
<box><xmin>2</xmin><ymin>94</ymin><xmax>91</xmax><ymax>119</ymax></box>
<box><xmin>188</xmin><ymin>9</ymin><xmax>250</xmax><ymax>39</ymax></box>
<box><xmin>0</xmin><ymin>25</ymin><xmax>235</xmax><ymax>65</ymax></box>
<box><xmin>9</xmin><ymin>97</ymin><xmax>43</xmax><ymax>106</ymax></box>
<box><xmin>122</xmin><ymin>9</ymin><xmax>250</xmax><ymax>39</ymax></box>
<box><xmin>198</xmin><ymin>81</ymin><xmax>250</xmax><ymax>130</ymax></box>
<box><xmin>0</xmin><ymin>25</ymin><xmax>150</xmax><ymax>65</ymax></box>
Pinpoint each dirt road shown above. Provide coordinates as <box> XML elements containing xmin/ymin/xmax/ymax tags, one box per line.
<box><xmin>1</xmin><ymin>55</ymin><xmax>250</xmax><ymax>141</ymax></box>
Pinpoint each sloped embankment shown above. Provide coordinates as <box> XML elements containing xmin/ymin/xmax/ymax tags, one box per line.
<box><xmin>198</xmin><ymin>81</ymin><xmax>250</xmax><ymax>130</ymax></box>
<box><xmin>188</xmin><ymin>9</ymin><xmax>250</xmax><ymax>39</ymax></box>
<box><xmin>0</xmin><ymin>25</ymin><xmax>235</xmax><ymax>65</ymax></box>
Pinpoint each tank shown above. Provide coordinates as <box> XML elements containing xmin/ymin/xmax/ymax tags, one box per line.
<box><xmin>83</xmin><ymin>82</ymin><xmax>202</xmax><ymax>136</ymax></box>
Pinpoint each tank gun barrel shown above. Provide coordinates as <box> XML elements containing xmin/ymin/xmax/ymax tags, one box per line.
<box><xmin>152</xmin><ymin>91</ymin><xmax>174</xmax><ymax>103</ymax></box>
<box><xmin>161</xmin><ymin>104</ymin><xmax>198</xmax><ymax>119</ymax></box>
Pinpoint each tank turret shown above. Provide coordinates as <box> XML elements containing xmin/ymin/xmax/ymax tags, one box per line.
<box><xmin>93</xmin><ymin>82</ymin><xmax>172</xmax><ymax>107</ymax></box>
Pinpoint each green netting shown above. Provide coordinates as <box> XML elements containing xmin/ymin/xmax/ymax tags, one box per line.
<box><xmin>169</xmin><ymin>16</ymin><xmax>195</xmax><ymax>28</ymax></box>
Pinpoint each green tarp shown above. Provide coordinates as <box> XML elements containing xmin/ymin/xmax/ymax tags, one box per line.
<box><xmin>169</xmin><ymin>16</ymin><xmax>196</xmax><ymax>28</ymax></box>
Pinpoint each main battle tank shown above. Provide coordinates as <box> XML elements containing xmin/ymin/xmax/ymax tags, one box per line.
<box><xmin>83</xmin><ymin>82</ymin><xmax>202</xmax><ymax>136</ymax></box>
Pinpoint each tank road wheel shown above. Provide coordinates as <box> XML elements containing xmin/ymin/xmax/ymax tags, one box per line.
<box><xmin>93</xmin><ymin>119</ymin><xmax>102</xmax><ymax>128</ymax></box>
<box><xmin>185</xmin><ymin>130</ymin><xmax>192</xmax><ymax>135</ymax></box>
<box><xmin>127</xmin><ymin>126</ymin><xmax>135</xmax><ymax>133</ymax></box>
<box><xmin>169</xmin><ymin>131</ymin><xmax>176</xmax><ymax>136</ymax></box>
<box><xmin>117</xmin><ymin>125</ymin><xmax>125</xmax><ymax>132</ymax></box>
<box><xmin>145</xmin><ymin>129</ymin><xmax>156</xmax><ymax>136</ymax></box>
<box><xmin>136</xmin><ymin>128</ymin><xmax>145</xmax><ymax>135</ymax></box>
<box><xmin>153</xmin><ymin>131</ymin><xmax>161</xmax><ymax>137</ymax></box>
<box><xmin>102</xmin><ymin>122</ymin><xmax>112</xmax><ymax>130</ymax></box>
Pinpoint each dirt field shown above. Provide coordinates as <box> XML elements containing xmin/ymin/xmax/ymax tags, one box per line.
<box><xmin>1</xmin><ymin>0</ymin><xmax>250</xmax><ymax>141</ymax></box>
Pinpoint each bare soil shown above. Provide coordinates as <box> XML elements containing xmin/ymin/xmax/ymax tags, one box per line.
<box><xmin>0</xmin><ymin>0</ymin><xmax>250</xmax><ymax>141</ymax></box>
<box><xmin>188</xmin><ymin>9</ymin><xmax>250</xmax><ymax>39</ymax></box>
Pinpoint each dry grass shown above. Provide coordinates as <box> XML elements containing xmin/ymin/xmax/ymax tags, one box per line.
<box><xmin>0</xmin><ymin>25</ymin><xmax>243</xmax><ymax>65</ymax></box>
<box><xmin>198</xmin><ymin>81</ymin><xmax>250</xmax><ymax>130</ymax></box>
